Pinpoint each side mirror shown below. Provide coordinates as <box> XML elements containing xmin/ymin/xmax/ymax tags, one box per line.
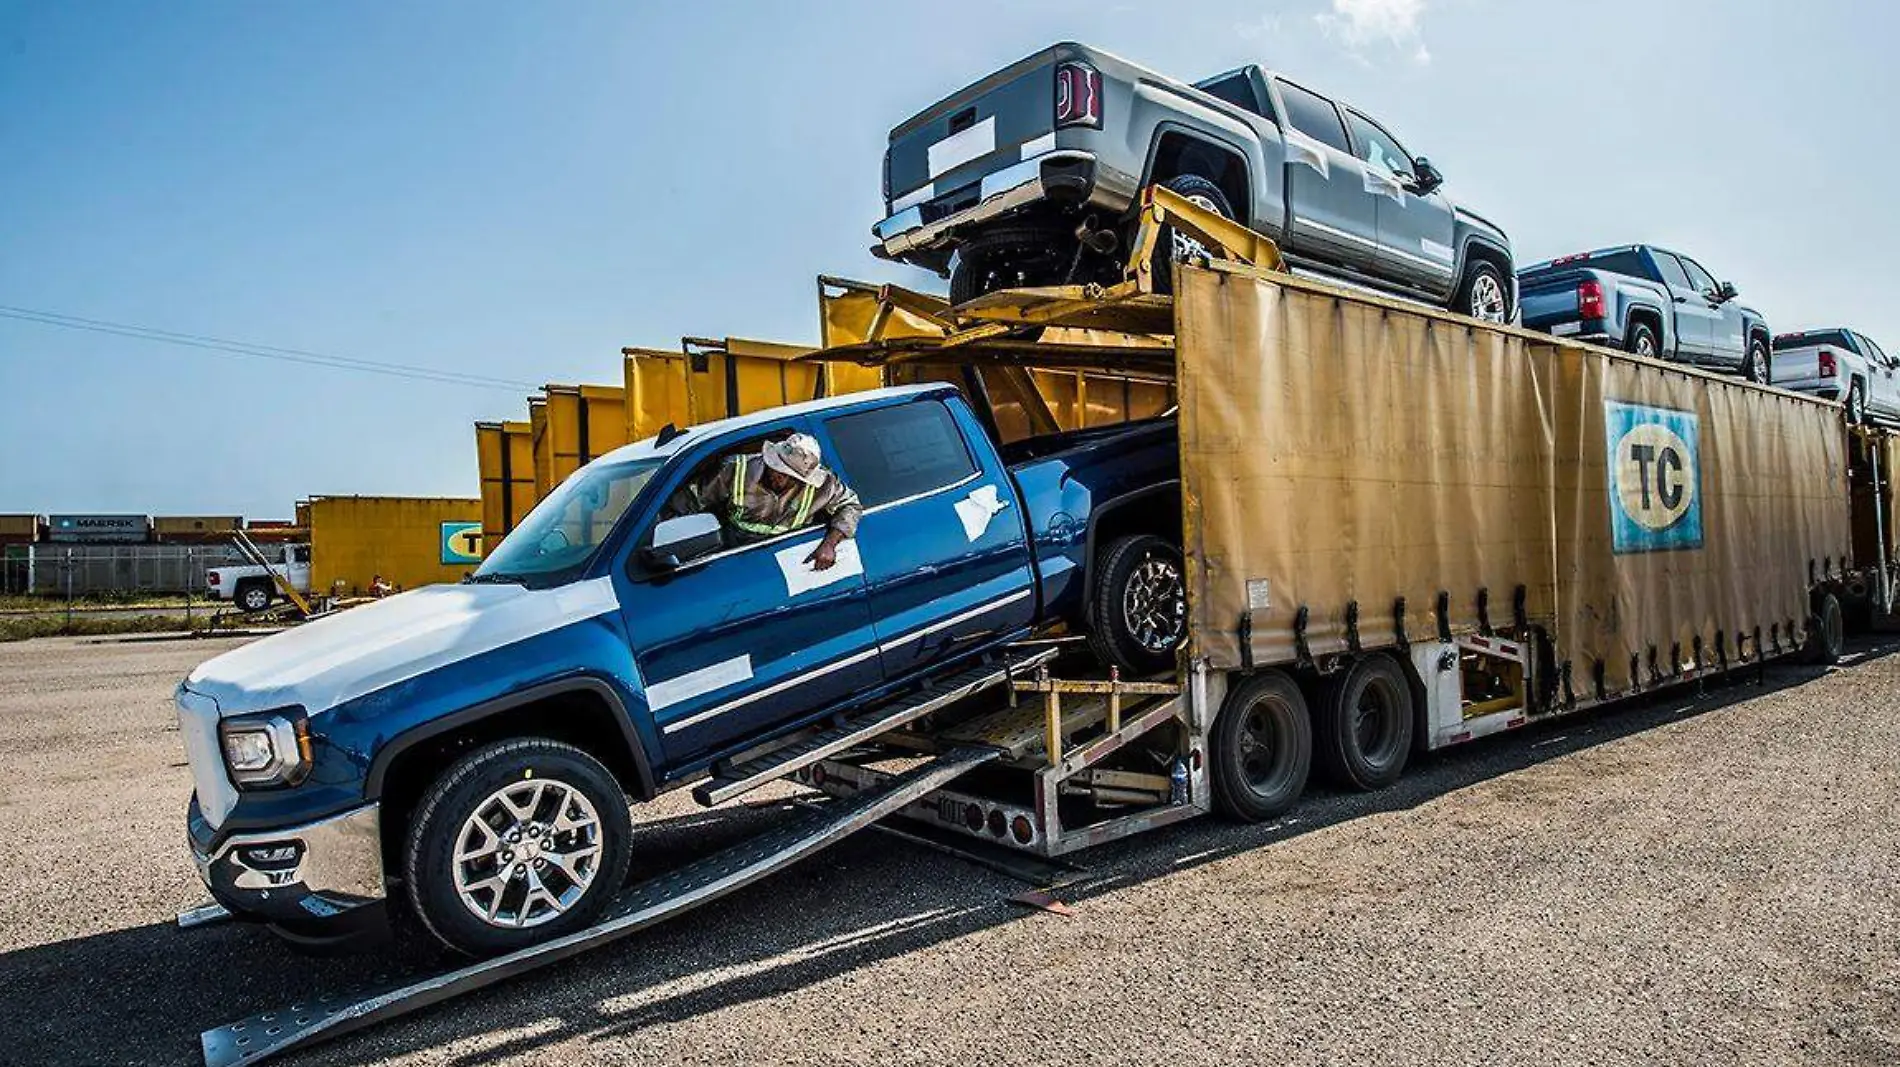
<box><xmin>1717</xmin><ymin>281</ymin><xmax>1739</xmax><ymax>302</ymax></box>
<box><xmin>1411</xmin><ymin>156</ymin><xmax>1444</xmax><ymax>194</ymax></box>
<box><xmin>642</xmin><ymin>512</ymin><xmax>723</xmax><ymax>570</ymax></box>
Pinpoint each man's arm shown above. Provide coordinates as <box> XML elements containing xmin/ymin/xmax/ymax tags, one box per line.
<box><xmin>804</xmin><ymin>477</ymin><xmax>862</xmax><ymax>571</ymax></box>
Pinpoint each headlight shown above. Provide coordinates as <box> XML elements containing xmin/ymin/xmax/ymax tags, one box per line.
<box><xmin>219</xmin><ymin>712</ymin><xmax>312</xmax><ymax>788</ymax></box>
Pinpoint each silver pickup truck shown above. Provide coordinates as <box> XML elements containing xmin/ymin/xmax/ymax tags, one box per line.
<box><xmin>873</xmin><ymin>42</ymin><xmax>1515</xmax><ymax>322</ymax></box>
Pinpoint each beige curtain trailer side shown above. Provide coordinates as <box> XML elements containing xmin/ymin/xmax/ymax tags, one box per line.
<box><xmin>1174</xmin><ymin>265</ymin><xmax>1851</xmax><ymax>706</ymax></box>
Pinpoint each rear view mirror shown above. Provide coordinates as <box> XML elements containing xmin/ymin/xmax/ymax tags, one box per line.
<box><xmin>643</xmin><ymin>512</ymin><xmax>723</xmax><ymax>570</ymax></box>
<box><xmin>1411</xmin><ymin>156</ymin><xmax>1444</xmax><ymax>194</ymax></box>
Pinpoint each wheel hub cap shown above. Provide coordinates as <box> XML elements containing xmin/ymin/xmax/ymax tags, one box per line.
<box><xmin>1123</xmin><ymin>554</ymin><xmax>1187</xmax><ymax>655</ymax></box>
<box><xmin>452</xmin><ymin>778</ymin><xmax>602</xmax><ymax>930</ymax></box>
<box><xmin>1470</xmin><ymin>274</ymin><xmax>1506</xmax><ymax>323</ymax></box>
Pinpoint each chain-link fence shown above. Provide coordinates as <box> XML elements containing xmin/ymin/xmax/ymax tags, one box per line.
<box><xmin>9</xmin><ymin>544</ymin><xmax>289</xmax><ymax>596</ymax></box>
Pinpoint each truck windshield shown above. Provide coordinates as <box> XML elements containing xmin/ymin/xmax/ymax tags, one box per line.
<box><xmin>474</xmin><ymin>457</ymin><xmax>662</xmax><ymax>586</ymax></box>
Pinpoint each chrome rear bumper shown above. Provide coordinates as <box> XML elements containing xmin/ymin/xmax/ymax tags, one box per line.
<box><xmin>873</xmin><ymin>150</ymin><xmax>1100</xmax><ymax>260</ymax></box>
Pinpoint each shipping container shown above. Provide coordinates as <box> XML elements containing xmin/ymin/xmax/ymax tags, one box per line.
<box><xmin>621</xmin><ymin>336</ymin><xmax>887</xmax><ymax>443</ymax></box>
<box><xmin>528</xmin><ymin>397</ymin><xmax>551</xmax><ymax>501</ymax></box>
<box><xmin>0</xmin><ymin>514</ymin><xmax>40</xmax><ymax>546</ymax></box>
<box><xmin>46</xmin><ymin>514</ymin><xmax>151</xmax><ymax>544</ymax></box>
<box><xmin>153</xmin><ymin>515</ymin><xmax>243</xmax><ymax>543</ymax></box>
<box><xmin>540</xmin><ymin>384</ymin><xmax>631</xmax><ymax>492</ymax></box>
<box><xmin>306</xmin><ymin>495</ymin><xmax>484</xmax><ymax>597</ymax></box>
<box><xmin>474</xmin><ymin>420</ymin><xmax>536</xmax><ymax>546</ymax></box>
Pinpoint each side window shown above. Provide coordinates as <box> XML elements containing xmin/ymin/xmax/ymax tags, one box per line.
<box><xmin>1653</xmin><ymin>253</ymin><xmax>1694</xmax><ymax>291</ymax></box>
<box><xmin>1678</xmin><ymin>256</ymin><xmax>1719</xmax><ymax>295</ymax></box>
<box><xmin>1343</xmin><ymin>109</ymin><xmax>1412</xmax><ymax>176</ymax></box>
<box><xmin>825</xmin><ymin>401</ymin><xmax>977</xmax><ymax>508</ymax></box>
<box><xmin>1859</xmin><ymin>334</ymin><xmax>1894</xmax><ymax>367</ymax></box>
<box><xmin>652</xmin><ymin>430</ymin><xmax>811</xmax><ymax>556</ymax></box>
<box><xmin>1197</xmin><ymin>73</ymin><xmax>1268</xmax><ymax>120</ymax></box>
<box><xmin>1275</xmin><ymin>81</ymin><xmax>1351</xmax><ymax>154</ymax></box>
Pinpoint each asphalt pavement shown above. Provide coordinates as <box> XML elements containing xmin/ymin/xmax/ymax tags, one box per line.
<box><xmin>2</xmin><ymin>634</ymin><xmax>1895</xmax><ymax>1067</ymax></box>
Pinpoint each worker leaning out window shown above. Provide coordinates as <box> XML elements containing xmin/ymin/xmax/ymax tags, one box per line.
<box><xmin>664</xmin><ymin>432</ymin><xmax>862</xmax><ymax>570</ymax></box>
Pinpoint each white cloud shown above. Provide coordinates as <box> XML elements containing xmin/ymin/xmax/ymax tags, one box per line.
<box><xmin>1315</xmin><ymin>0</ymin><xmax>1432</xmax><ymax>66</ymax></box>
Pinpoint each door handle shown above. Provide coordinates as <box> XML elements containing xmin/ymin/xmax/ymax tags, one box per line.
<box><xmin>1673</xmin><ymin>296</ymin><xmax>1687</xmax><ymax>304</ymax></box>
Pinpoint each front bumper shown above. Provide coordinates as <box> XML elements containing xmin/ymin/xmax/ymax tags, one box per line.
<box><xmin>189</xmin><ymin>797</ymin><xmax>387</xmax><ymax>939</ymax></box>
<box><xmin>872</xmin><ymin>150</ymin><xmax>1102</xmax><ymax>261</ymax></box>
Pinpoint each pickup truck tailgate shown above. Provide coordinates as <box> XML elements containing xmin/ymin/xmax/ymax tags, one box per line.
<box><xmin>884</xmin><ymin>46</ymin><xmax>1066</xmax><ymax>209</ymax></box>
<box><xmin>1516</xmin><ymin>269</ymin><xmax>1585</xmax><ymax>329</ymax></box>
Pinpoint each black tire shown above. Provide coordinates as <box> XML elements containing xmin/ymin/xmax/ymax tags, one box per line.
<box><xmin>236</xmin><ymin>581</ymin><xmax>272</xmax><ymax>613</ymax></box>
<box><xmin>1453</xmin><ymin>258</ymin><xmax>1511</xmax><ymax>324</ymax></box>
<box><xmin>1085</xmin><ymin>534</ymin><xmax>1187</xmax><ymax>675</ymax></box>
<box><xmin>1152</xmin><ymin>173</ymin><xmax>1235</xmax><ymax>296</ymax></box>
<box><xmin>1210</xmin><ymin>670</ymin><xmax>1312</xmax><ymax>822</ymax></box>
<box><xmin>404</xmin><ymin>738</ymin><xmax>633</xmax><ymax>957</ymax></box>
<box><xmin>1314</xmin><ymin>653</ymin><xmax>1415</xmax><ymax>791</ymax></box>
<box><xmin>1625</xmin><ymin>321</ymin><xmax>1661</xmax><ymax>360</ymax></box>
<box><xmin>1846</xmin><ymin>379</ymin><xmax>1868</xmax><ymax>426</ymax></box>
<box><xmin>1744</xmin><ymin>335</ymin><xmax>1771</xmax><ymax>383</ymax></box>
<box><xmin>1805</xmin><ymin>591</ymin><xmax>1845</xmax><ymax>666</ymax></box>
<box><xmin>947</xmin><ymin>225</ymin><xmax>1071</xmax><ymax>306</ymax></box>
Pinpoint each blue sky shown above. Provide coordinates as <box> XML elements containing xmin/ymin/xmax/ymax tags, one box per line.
<box><xmin>2</xmin><ymin>0</ymin><xmax>1894</xmax><ymax>518</ymax></box>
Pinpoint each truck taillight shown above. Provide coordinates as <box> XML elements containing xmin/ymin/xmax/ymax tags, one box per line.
<box><xmin>1054</xmin><ymin>62</ymin><xmax>1101</xmax><ymax>129</ymax></box>
<box><xmin>1818</xmin><ymin>350</ymin><xmax>1837</xmax><ymax>377</ymax></box>
<box><xmin>1577</xmin><ymin>279</ymin><xmax>1605</xmax><ymax>320</ymax></box>
<box><xmin>207</xmin><ymin>573</ymin><xmax>220</xmax><ymax>585</ymax></box>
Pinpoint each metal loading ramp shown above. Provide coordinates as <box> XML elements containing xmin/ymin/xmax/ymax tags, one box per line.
<box><xmin>200</xmin><ymin>746</ymin><xmax>1002</xmax><ymax>1067</ymax></box>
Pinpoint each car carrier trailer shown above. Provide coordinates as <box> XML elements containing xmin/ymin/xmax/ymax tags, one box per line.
<box><xmin>189</xmin><ymin>188</ymin><xmax>1878</xmax><ymax>1066</ymax></box>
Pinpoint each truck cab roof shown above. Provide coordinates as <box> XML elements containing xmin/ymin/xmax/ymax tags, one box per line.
<box><xmin>592</xmin><ymin>382</ymin><xmax>958</xmax><ymax>468</ymax></box>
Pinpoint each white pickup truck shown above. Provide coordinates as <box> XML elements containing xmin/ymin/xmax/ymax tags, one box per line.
<box><xmin>205</xmin><ymin>544</ymin><xmax>312</xmax><ymax>612</ymax></box>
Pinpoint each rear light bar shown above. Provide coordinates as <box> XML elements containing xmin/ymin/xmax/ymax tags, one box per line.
<box><xmin>1818</xmin><ymin>350</ymin><xmax>1837</xmax><ymax>378</ymax></box>
<box><xmin>1054</xmin><ymin>61</ymin><xmax>1102</xmax><ymax>129</ymax></box>
<box><xmin>1577</xmin><ymin>279</ymin><xmax>1605</xmax><ymax>320</ymax></box>
<box><xmin>1552</xmin><ymin>253</ymin><xmax>1589</xmax><ymax>266</ymax></box>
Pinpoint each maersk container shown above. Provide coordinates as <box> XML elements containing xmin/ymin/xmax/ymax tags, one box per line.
<box><xmin>46</xmin><ymin>514</ymin><xmax>151</xmax><ymax>544</ymax></box>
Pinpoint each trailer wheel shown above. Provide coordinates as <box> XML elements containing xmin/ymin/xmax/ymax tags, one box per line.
<box><xmin>1805</xmin><ymin>592</ymin><xmax>1845</xmax><ymax>666</ymax></box>
<box><xmin>1210</xmin><ymin>670</ymin><xmax>1312</xmax><ymax>822</ymax></box>
<box><xmin>1315</xmin><ymin>653</ymin><xmax>1414</xmax><ymax>791</ymax></box>
<box><xmin>236</xmin><ymin>581</ymin><xmax>273</xmax><ymax>613</ymax></box>
<box><xmin>404</xmin><ymin>737</ymin><xmax>633</xmax><ymax>957</ymax></box>
<box><xmin>1086</xmin><ymin>534</ymin><xmax>1187</xmax><ymax>675</ymax></box>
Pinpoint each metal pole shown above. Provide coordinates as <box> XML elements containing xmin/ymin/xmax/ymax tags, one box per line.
<box><xmin>64</xmin><ymin>548</ymin><xmax>73</xmax><ymax>628</ymax></box>
<box><xmin>185</xmin><ymin>548</ymin><xmax>194</xmax><ymax>627</ymax></box>
<box><xmin>1874</xmin><ymin>436</ymin><xmax>1892</xmax><ymax>615</ymax></box>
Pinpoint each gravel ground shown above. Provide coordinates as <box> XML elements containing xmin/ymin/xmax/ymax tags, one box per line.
<box><xmin>2</xmin><ymin>634</ymin><xmax>1895</xmax><ymax>1067</ymax></box>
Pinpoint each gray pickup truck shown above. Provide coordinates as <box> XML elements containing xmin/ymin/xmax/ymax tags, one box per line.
<box><xmin>872</xmin><ymin>42</ymin><xmax>1515</xmax><ymax>322</ymax></box>
<box><xmin>1517</xmin><ymin>245</ymin><xmax>1773</xmax><ymax>382</ymax></box>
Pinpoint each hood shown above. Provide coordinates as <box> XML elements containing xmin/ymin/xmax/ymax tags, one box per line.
<box><xmin>184</xmin><ymin>578</ymin><xmax>620</xmax><ymax>720</ymax></box>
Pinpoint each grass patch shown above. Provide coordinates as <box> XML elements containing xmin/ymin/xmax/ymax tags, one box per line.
<box><xmin>0</xmin><ymin>593</ymin><xmax>211</xmax><ymax>613</ymax></box>
<box><xmin>0</xmin><ymin>613</ymin><xmax>217</xmax><ymax>643</ymax></box>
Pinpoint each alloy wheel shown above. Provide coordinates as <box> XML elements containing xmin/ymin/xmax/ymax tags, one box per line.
<box><xmin>1469</xmin><ymin>273</ymin><xmax>1507</xmax><ymax>323</ymax></box>
<box><xmin>1121</xmin><ymin>553</ymin><xmax>1187</xmax><ymax>655</ymax></box>
<box><xmin>452</xmin><ymin>777</ymin><xmax>603</xmax><ymax>929</ymax></box>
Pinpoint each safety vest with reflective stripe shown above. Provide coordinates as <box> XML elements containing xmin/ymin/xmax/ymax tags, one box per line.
<box><xmin>729</xmin><ymin>454</ymin><xmax>817</xmax><ymax>537</ymax></box>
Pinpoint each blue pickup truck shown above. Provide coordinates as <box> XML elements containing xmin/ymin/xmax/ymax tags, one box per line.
<box><xmin>1517</xmin><ymin>245</ymin><xmax>1772</xmax><ymax>381</ymax></box>
<box><xmin>178</xmin><ymin>384</ymin><xmax>1180</xmax><ymax>955</ymax></box>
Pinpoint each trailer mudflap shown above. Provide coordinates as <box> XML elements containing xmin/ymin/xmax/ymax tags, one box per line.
<box><xmin>200</xmin><ymin>745</ymin><xmax>1002</xmax><ymax>1067</ymax></box>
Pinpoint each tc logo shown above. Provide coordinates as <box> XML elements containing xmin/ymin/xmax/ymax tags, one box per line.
<box><xmin>1604</xmin><ymin>401</ymin><xmax>1703</xmax><ymax>554</ymax></box>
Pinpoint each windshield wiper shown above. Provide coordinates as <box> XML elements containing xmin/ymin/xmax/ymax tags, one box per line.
<box><xmin>463</xmin><ymin>572</ymin><xmax>528</xmax><ymax>585</ymax></box>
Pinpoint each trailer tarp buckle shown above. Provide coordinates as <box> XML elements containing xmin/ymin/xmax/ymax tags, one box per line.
<box><xmin>1435</xmin><ymin>590</ymin><xmax>1451</xmax><ymax>642</ymax></box>
<box><xmin>1476</xmin><ymin>586</ymin><xmax>1492</xmax><ymax>636</ymax></box>
<box><xmin>1393</xmin><ymin>596</ymin><xmax>1409</xmax><ymax>653</ymax></box>
<box><xmin>1293</xmin><ymin>605</ymin><xmax>1313</xmax><ymax>669</ymax></box>
<box><xmin>1344</xmin><ymin>600</ymin><xmax>1361</xmax><ymax>654</ymax></box>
